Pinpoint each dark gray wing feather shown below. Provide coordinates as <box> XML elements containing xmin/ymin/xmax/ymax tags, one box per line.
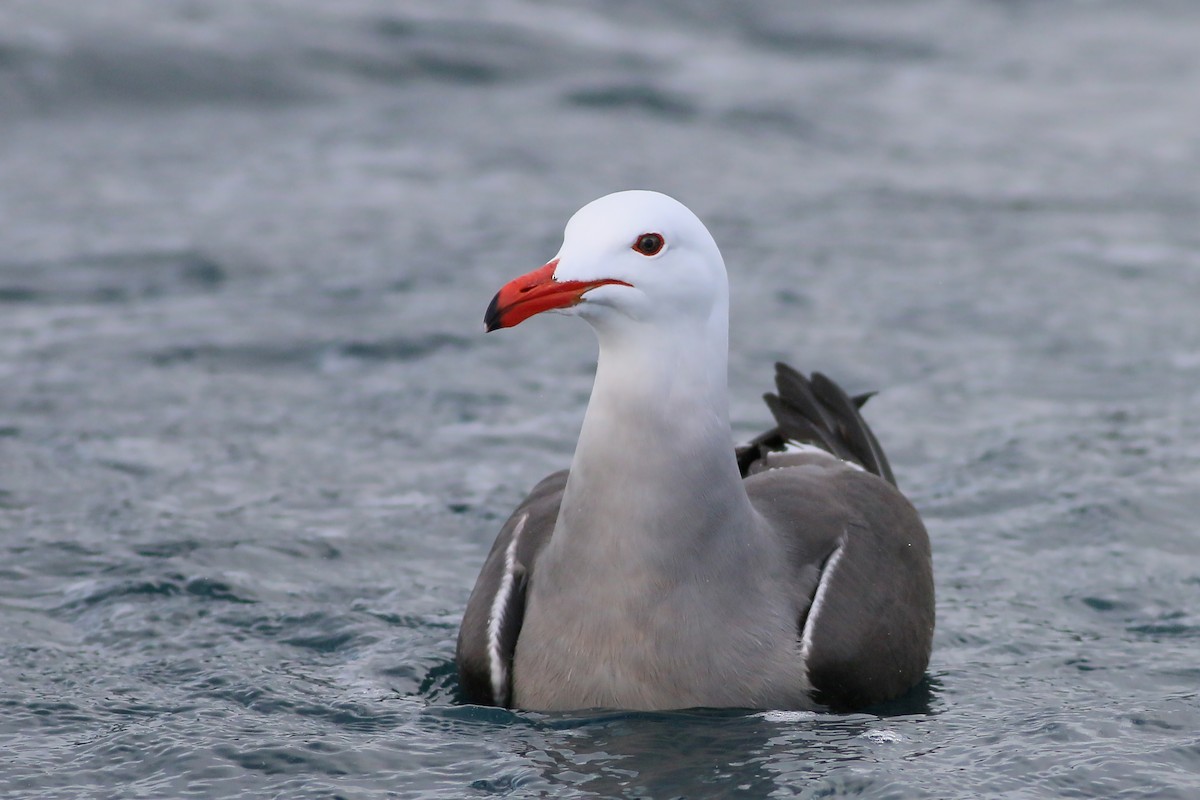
<box><xmin>802</xmin><ymin>476</ymin><xmax>933</xmax><ymax>709</ymax></box>
<box><xmin>456</xmin><ymin>470</ymin><xmax>566</xmax><ymax>706</ymax></box>
<box><xmin>738</xmin><ymin>362</ymin><xmax>896</xmax><ymax>487</ymax></box>
<box><xmin>809</xmin><ymin>371</ymin><xmax>895</xmax><ymax>486</ymax></box>
<box><xmin>742</xmin><ymin>363</ymin><xmax>930</xmax><ymax>709</ymax></box>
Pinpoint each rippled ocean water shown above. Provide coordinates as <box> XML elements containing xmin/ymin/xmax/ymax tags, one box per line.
<box><xmin>2</xmin><ymin>1</ymin><xmax>1198</xmax><ymax>797</ymax></box>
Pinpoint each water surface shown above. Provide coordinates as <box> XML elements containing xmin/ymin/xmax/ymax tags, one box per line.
<box><xmin>2</xmin><ymin>1</ymin><xmax>1198</xmax><ymax>797</ymax></box>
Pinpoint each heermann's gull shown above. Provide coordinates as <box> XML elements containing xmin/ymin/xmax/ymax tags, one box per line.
<box><xmin>457</xmin><ymin>190</ymin><xmax>934</xmax><ymax>712</ymax></box>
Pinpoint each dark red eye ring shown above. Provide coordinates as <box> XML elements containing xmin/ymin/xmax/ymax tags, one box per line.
<box><xmin>633</xmin><ymin>232</ymin><xmax>665</xmax><ymax>256</ymax></box>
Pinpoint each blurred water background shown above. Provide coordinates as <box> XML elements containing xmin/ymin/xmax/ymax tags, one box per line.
<box><xmin>2</xmin><ymin>1</ymin><xmax>1199</xmax><ymax>797</ymax></box>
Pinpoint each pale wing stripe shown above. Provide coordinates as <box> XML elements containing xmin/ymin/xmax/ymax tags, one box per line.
<box><xmin>486</xmin><ymin>513</ymin><xmax>526</xmax><ymax>704</ymax></box>
<box><xmin>799</xmin><ymin>532</ymin><xmax>847</xmax><ymax>666</ymax></box>
<box><xmin>780</xmin><ymin>441</ymin><xmax>866</xmax><ymax>472</ymax></box>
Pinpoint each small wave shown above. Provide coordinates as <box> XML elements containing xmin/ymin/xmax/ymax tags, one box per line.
<box><xmin>146</xmin><ymin>333</ymin><xmax>468</xmax><ymax>372</ymax></box>
<box><xmin>0</xmin><ymin>35</ymin><xmax>312</xmax><ymax>112</ymax></box>
<box><xmin>0</xmin><ymin>250</ymin><xmax>225</xmax><ymax>306</ymax></box>
<box><xmin>61</xmin><ymin>573</ymin><xmax>257</xmax><ymax>610</ymax></box>
<box><xmin>564</xmin><ymin>85</ymin><xmax>699</xmax><ymax>120</ymax></box>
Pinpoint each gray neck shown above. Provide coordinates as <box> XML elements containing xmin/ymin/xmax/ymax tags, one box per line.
<box><xmin>540</xmin><ymin>309</ymin><xmax>755</xmax><ymax>582</ymax></box>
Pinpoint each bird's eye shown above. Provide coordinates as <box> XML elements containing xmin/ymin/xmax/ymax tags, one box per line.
<box><xmin>633</xmin><ymin>233</ymin><xmax>665</xmax><ymax>256</ymax></box>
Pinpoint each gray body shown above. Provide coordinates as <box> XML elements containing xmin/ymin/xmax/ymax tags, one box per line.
<box><xmin>457</xmin><ymin>364</ymin><xmax>934</xmax><ymax>712</ymax></box>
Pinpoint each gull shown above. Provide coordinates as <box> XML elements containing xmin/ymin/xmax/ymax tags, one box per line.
<box><xmin>456</xmin><ymin>190</ymin><xmax>934</xmax><ymax>711</ymax></box>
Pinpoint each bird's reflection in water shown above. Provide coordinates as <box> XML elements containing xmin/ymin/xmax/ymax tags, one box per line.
<box><xmin>515</xmin><ymin>685</ymin><xmax>938</xmax><ymax>798</ymax></box>
<box><xmin>528</xmin><ymin>709</ymin><xmax>785</xmax><ymax>798</ymax></box>
<box><xmin>428</xmin><ymin>677</ymin><xmax>940</xmax><ymax>797</ymax></box>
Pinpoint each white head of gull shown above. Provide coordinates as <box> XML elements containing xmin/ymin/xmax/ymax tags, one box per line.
<box><xmin>461</xmin><ymin>190</ymin><xmax>934</xmax><ymax>712</ymax></box>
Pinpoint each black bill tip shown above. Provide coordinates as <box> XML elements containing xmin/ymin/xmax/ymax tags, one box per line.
<box><xmin>484</xmin><ymin>290</ymin><xmax>503</xmax><ymax>332</ymax></box>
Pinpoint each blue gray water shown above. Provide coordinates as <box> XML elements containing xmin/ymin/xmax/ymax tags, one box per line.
<box><xmin>2</xmin><ymin>1</ymin><xmax>1198</xmax><ymax>797</ymax></box>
